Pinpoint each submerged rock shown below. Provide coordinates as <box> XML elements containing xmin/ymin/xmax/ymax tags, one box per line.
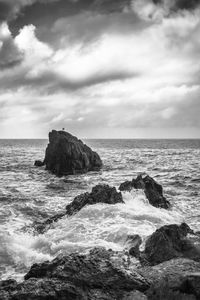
<box><xmin>34</xmin><ymin>212</ymin><xmax>66</xmax><ymax>234</ymax></box>
<box><xmin>39</xmin><ymin>130</ymin><xmax>103</xmax><ymax>176</ymax></box>
<box><xmin>143</xmin><ymin>223</ymin><xmax>200</xmax><ymax>265</ymax></box>
<box><xmin>35</xmin><ymin>184</ymin><xmax>123</xmax><ymax>233</ymax></box>
<box><xmin>0</xmin><ymin>248</ymin><xmax>150</xmax><ymax>300</ymax></box>
<box><xmin>34</xmin><ymin>160</ymin><xmax>44</xmax><ymax>167</ymax></box>
<box><xmin>119</xmin><ymin>174</ymin><xmax>170</xmax><ymax>209</ymax></box>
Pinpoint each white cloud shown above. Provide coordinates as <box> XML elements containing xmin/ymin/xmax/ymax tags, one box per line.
<box><xmin>1</xmin><ymin>6</ymin><xmax>200</xmax><ymax>137</ymax></box>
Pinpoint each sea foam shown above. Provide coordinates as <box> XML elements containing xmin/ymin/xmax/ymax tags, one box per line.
<box><xmin>1</xmin><ymin>189</ymin><xmax>183</xmax><ymax>281</ymax></box>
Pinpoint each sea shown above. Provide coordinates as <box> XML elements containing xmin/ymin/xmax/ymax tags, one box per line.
<box><xmin>0</xmin><ymin>139</ymin><xmax>200</xmax><ymax>281</ymax></box>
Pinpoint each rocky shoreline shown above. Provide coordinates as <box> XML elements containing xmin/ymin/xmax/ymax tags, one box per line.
<box><xmin>1</xmin><ymin>218</ymin><xmax>200</xmax><ymax>299</ymax></box>
<box><xmin>1</xmin><ymin>179</ymin><xmax>200</xmax><ymax>300</ymax></box>
<box><xmin>1</xmin><ymin>131</ymin><xmax>199</xmax><ymax>299</ymax></box>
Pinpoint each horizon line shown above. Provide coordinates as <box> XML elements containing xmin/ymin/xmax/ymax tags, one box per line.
<box><xmin>0</xmin><ymin>137</ymin><xmax>200</xmax><ymax>140</ymax></box>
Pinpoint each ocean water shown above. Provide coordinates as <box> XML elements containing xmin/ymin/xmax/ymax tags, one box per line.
<box><xmin>0</xmin><ymin>138</ymin><xmax>200</xmax><ymax>281</ymax></box>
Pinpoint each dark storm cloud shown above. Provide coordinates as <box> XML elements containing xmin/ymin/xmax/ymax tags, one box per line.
<box><xmin>0</xmin><ymin>64</ymin><xmax>136</xmax><ymax>93</ymax></box>
<box><xmin>0</xmin><ymin>2</ymin><xmax>11</xmax><ymax>21</ymax></box>
<box><xmin>1</xmin><ymin>0</ymin><xmax>200</xmax><ymax>26</ymax></box>
<box><xmin>0</xmin><ymin>0</ymin><xmax>63</xmax><ymax>21</ymax></box>
<box><xmin>153</xmin><ymin>0</ymin><xmax>200</xmax><ymax>11</ymax></box>
<box><xmin>0</xmin><ymin>38</ymin><xmax>23</xmax><ymax>69</ymax></box>
<box><xmin>6</xmin><ymin>0</ymin><xmax>200</xmax><ymax>47</ymax></box>
<box><xmin>0</xmin><ymin>0</ymin><xmax>36</xmax><ymax>21</ymax></box>
<box><xmin>0</xmin><ymin>22</ymin><xmax>23</xmax><ymax>70</ymax></box>
<box><xmin>49</xmin><ymin>12</ymin><xmax>146</xmax><ymax>49</ymax></box>
<box><xmin>0</xmin><ymin>0</ymin><xmax>200</xmax><ymax>138</ymax></box>
<box><xmin>9</xmin><ymin>0</ymin><xmax>94</xmax><ymax>36</ymax></box>
<box><xmin>8</xmin><ymin>0</ymin><xmax>135</xmax><ymax>40</ymax></box>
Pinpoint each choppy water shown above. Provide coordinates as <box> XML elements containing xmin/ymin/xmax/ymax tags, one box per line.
<box><xmin>0</xmin><ymin>139</ymin><xmax>200</xmax><ymax>281</ymax></box>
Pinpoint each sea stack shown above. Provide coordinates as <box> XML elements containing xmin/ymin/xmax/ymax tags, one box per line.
<box><xmin>36</xmin><ymin>130</ymin><xmax>103</xmax><ymax>176</ymax></box>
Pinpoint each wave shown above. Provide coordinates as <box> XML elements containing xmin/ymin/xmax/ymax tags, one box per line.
<box><xmin>0</xmin><ymin>190</ymin><xmax>183</xmax><ymax>281</ymax></box>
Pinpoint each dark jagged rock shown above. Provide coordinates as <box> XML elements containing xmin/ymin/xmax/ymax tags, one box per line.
<box><xmin>125</xmin><ymin>234</ymin><xmax>142</xmax><ymax>258</ymax></box>
<box><xmin>0</xmin><ymin>278</ymin><xmax>89</xmax><ymax>300</ymax></box>
<box><xmin>0</xmin><ymin>248</ymin><xmax>150</xmax><ymax>300</ymax></box>
<box><xmin>119</xmin><ymin>174</ymin><xmax>170</xmax><ymax>209</ymax></box>
<box><xmin>41</xmin><ymin>130</ymin><xmax>102</xmax><ymax>176</ymax></box>
<box><xmin>66</xmin><ymin>184</ymin><xmax>124</xmax><ymax>216</ymax></box>
<box><xmin>119</xmin><ymin>180</ymin><xmax>133</xmax><ymax>192</ymax></box>
<box><xmin>34</xmin><ymin>160</ymin><xmax>44</xmax><ymax>167</ymax></box>
<box><xmin>138</xmin><ymin>258</ymin><xmax>200</xmax><ymax>300</ymax></box>
<box><xmin>143</xmin><ymin>223</ymin><xmax>200</xmax><ymax>265</ymax></box>
<box><xmin>35</xmin><ymin>184</ymin><xmax>123</xmax><ymax>233</ymax></box>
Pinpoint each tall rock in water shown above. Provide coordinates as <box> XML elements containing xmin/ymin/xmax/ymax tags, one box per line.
<box><xmin>119</xmin><ymin>174</ymin><xmax>170</xmax><ymax>209</ymax></box>
<box><xmin>42</xmin><ymin>130</ymin><xmax>102</xmax><ymax>176</ymax></box>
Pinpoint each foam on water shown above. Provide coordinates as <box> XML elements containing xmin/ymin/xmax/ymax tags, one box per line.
<box><xmin>0</xmin><ymin>139</ymin><xmax>199</xmax><ymax>281</ymax></box>
<box><xmin>1</xmin><ymin>190</ymin><xmax>183</xmax><ymax>281</ymax></box>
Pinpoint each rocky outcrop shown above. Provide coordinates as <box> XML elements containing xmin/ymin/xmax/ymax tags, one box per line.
<box><xmin>139</xmin><ymin>258</ymin><xmax>200</xmax><ymax>300</ymax></box>
<box><xmin>66</xmin><ymin>184</ymin><xmax>124</xmax><ymax>216</ymax></box>
<box><xmin>119</xmin><ymin>174</ymin><xmax>170</xmax><ymax>209</ymax></box>
<box><xmin>119</xmin><ymin>180</ymin><xmax>133</xmax><ymax>192</ymax></box>
<box><xmin>35</xmin><ymin>184</ymin><xmax>123</xmax><ymax>233</ymax></box>
<box><xmin>35</xmin><ymin>130</ymin><xmax>102</xmax><ymax>176</ymax></box>
<box><xmin>2</xmin><ymin>224</ymin><xmax>200</xmax><ymax>299</ymax></box>
<box><xmin>143</xmin><ymin>223</ymin><xmax>200</xmax><ymax>265</ymax></box>
<box><xmin>0</xmin><ymin>248</ymin><xmax>150</xmax><ymax>300</ymax></box>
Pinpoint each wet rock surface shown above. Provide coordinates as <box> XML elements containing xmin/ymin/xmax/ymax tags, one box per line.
<box><xmin>125</xmin><ymin>234</ymin><xmax>142</xmax><ymax>258</ymax></box>
<box><xmin>0</xmin><ymin>248</ymin><xmax>149</xmax><ymax>300</ymax></box>
<box><xmin>35</xmin><ymin>184</ymin><xmax>123</xmax><ymax>233</ymax></box>
<box><xmin>143</xmin><ymin>223</ymin><xmax>200</xmax><ymax>265</ymax></box>
<box><xmin>139</xmin><ymin>258</ymin><xmax>200</xmax><ymax>300</ymax></box>
<box><xmin>119</xmin><ymin>174</ymin><xmax>170</xmax><ymax>209</ymax></box>
<box><xmin>36</xmin><ymin>130</ymin><xmax>103</xmax><ymax>176</ymax></box>
<box><xmin>65</xmin><ymin>184</ymin><xmax>124</xmax><ymax>216</ymax></box>
<box><xmin>1</xmin><ymin>223</ymin><xmax>200</xmax><ymax>299</ymax></box>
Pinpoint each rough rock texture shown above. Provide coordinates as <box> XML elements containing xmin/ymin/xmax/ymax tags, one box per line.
<box><xmin>125</xmin><ymin>234</ymin><xmax>142</xmax><ymax>258</ymax></box>
<box><xmin>119</xmin><ymin>174</ymin><xmax>170</xmax><ymax>209</ymax></box>
<box><xmin>66</xmin><ymin>184</ymin><xmax>124</xmax><ymax>216</ymax></box>
<box><xmin>40</xmin><ymin>130</ymin><xmax>102</xmax><ymax>176</ymax></box>
<box><xmin>143</xmin><ymin>223</ymin><xmax>200</xmax><ymax>265</ymax></box>
<box><xmin>139</xmin><ymin>258</ymin><xmax>200</xmax><ymax>300</ymax></box>
<box><xmin>35</xmin><ymin>184</ymin><xmax>123</xmax><ymax>233</ymax></box>
<box><xmin>119</xmin><ymin>180</ymin><xmax>133</xmax><ymax>192</ymax></box>
<box><xmin>0</xmin><ymin>248</ymin><xmax>150</xmax><ymax>300</ymax></box>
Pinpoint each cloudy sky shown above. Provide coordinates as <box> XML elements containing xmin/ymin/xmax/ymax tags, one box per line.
<box><xmin>0</xmin><ymin>0</ymin><xmax>200</xmax><ymax>138</ymax></box>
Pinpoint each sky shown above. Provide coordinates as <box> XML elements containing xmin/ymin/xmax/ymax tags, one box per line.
<box><xmin>0</xmin><ymin>0</ymin><xmax>200</xmax><ymax>138</ymax></box>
